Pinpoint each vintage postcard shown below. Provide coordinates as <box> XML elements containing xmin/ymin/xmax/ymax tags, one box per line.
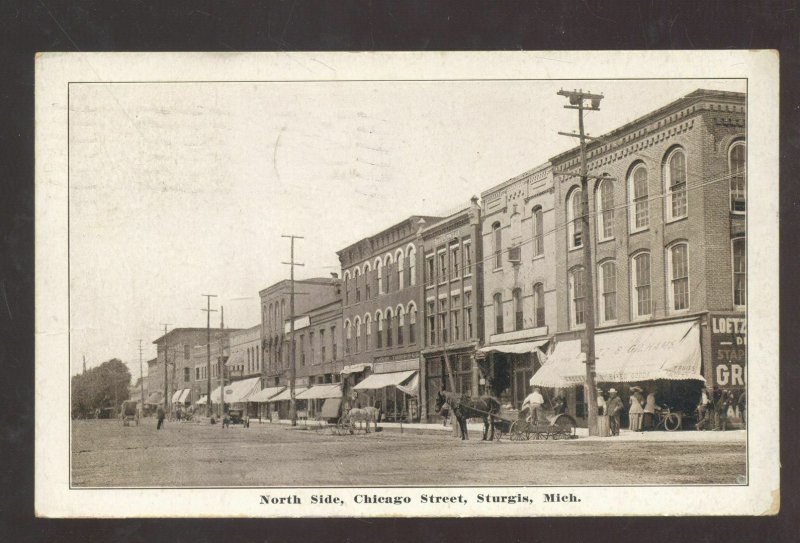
<box><xmin>35</xmin><ymin>51</ymin><xmax>779</xmax><ymax>517</ymax></box>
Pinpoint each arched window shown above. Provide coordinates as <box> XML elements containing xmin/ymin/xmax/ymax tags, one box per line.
<box><xmin>407</xmin><ymin>245</ymin><xmax>417</xmax><ymax>286</ymax></box>
<box><xmin>385</xmin><ymin>308</ymin><xmax>393</xmax><ymax>347</ymax></box>
<box><xmin>375</xmin><ymin>310</ymin><xmax>384</xmax><ymax>348</ymax></box>
<box><xmin>598</xmin><ymin>261</ymin><xmax>617</xmax><ymax>323</ymax></box>
<box><xmin>492</xmin><ymin>222</ymin><xmax>502</xmax><ymax>269</ymax></box>
<box><xmin>408</xmin><ymin>302</ymin><xmax>417</xmax><ymax>343</ymax></box>
<box><xmin>512</xmin><ymin>288</ymin><xmax>524</xmax><ymax>331</ymax></box>
<box><xmin>569</xmin><ymin>267</ymin><xmax>586</xmax><ymax>328</ymax></box>
<box><xmin>365</xmin><ymin>313</ymin><xmax>372</xmax><ymax>350</ymax></box>
<box><xmin>343</xmin><ymin>271</ymin><xmax>350</xmax><ymax>305</ymax></box>
<box><xmin>267</xmin><ymin>303</ymin><xmax>272</xmax><ymax>329</ymax></box>
<box><xmin>354</xmin><ymin>268</ymin><xmax>361</xmax><ymax>303</ymax></box>
<box><xmin>396</xmin><ymin>250</ymin><xmax>405</xmax><ymax>290</ymax></box>
<box><xmin>533</xmin><ymin>283</ymin><xmax>545</xmax><ymax>328</ymax></box>
<box><xmin>344</xmin><ymin>320</ymin><xmax>352</xmax><ymax>354</ymax></box>
<box><xmin>532</xmin><ymin>207</ymin><xmax>544</xmax><ymax>256</ymax></box>
<box><xmin>567</xmin><ymin>188</ymin><xmax>583</xmax><ymax>249</ymax></box>
<box><xmin>396</xmin><ymin>305</ymin><xmax>405</xmax><ymax>345</ymax></box>
<box><xmin>596</xmin><ymin>178</ymin><xmax>614</xmax><ymax>241</ymax></box>
<box><xmin>384</xmin><ymin>254</ymin><xmax>393</xmax><ymax>293</ymax></box>
<box><xmin>363</xmin><ymin>263</ymin><xmax>372</xmax><ymax>300</ymax></box>
<box><xmin>732</xmin><ymin>237</ymin><xmax>746</xmax><ymax>307</ymax></box>
<box><xmin>665</xmin><ymin>148</ymin><xmax>688</xmax><ymax>220</ymax></box>
<box><xmin>354</xmin><ymin>316</ymin><xmax>362</xmax><ymax>353</ymax></box>
<box><xmin>667</xmin><ymin>242</ymin><xmax>689</xmax><ymax>312</ymax></box>
<box><xmin>280</xmin><ymin>300</ymin><xmax>285</xmax><ymax>327</ymax></box>
<box><xmin>730</xmin><ymin>141</ymin><xmax>746</xmax><ymax>212</ymax></box>
<box><xmin>628</xmin><ymin>163</ymin><xmax>649</xmax><ymax>232</ymax></box>
<box><xmin>375</xmin><ymin>259</ymin><xmax>383</xmax><ymax>295</ymax></box>
<box><xmin>631</xmin><ymin>252</ymin><xmax>652</xmax><ymax>318</ymax></box>
<box><xmin>493</xmin><ymin>293</ymin><xmax>503</xmax><ymax>334</ymax></box>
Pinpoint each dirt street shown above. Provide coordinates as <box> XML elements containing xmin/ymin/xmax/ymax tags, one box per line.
<box><xmin>71</xmin><ymin>419</ymin><xmax>747</xmax><ymax>487</ymax></box>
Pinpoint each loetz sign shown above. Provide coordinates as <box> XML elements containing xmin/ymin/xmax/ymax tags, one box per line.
<box><xmin>710</xmin><ymin>315</ymin><xmax>747</xmax><ymax>388</ymax></box>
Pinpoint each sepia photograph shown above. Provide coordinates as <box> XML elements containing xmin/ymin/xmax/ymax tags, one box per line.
<box><xmin>35</xmin><ymin>51</ymin><xmax>778</xmax><ymax>517</ymax></box>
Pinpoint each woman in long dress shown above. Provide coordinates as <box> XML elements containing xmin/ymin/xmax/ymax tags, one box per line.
<box><xmin>629</xmin><ymin>386</ymin><xmax>645</xmax><ymax>431</ymax></box>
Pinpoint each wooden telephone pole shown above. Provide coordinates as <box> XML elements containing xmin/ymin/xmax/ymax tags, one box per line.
<box><xmin>138</xmin><ymin>339</ymin><xmax>145</xmax><ymax>414</ymax></box>
<box><xmin>159</xmin><ymin>324</ymin><xmax>171</xmax><ymax>411</ymax></box>
<box><xmin>282</xmin><ymin>234</ymin><xmax>304</xmax><ymax>427</ymax></box>
<box><xmin>201</xmin><ymin>295</ymin><xmax>218</xmax><ymax>417</ymax></box>
<box><xmin>557</xmin><ymin>88</ymin><xmax>604</xmax><ymax>436</ymax></box>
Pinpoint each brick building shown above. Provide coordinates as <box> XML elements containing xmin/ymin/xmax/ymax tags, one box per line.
<box><xmin>479</xmin><ymin>163</ymin><xmax>559</xmax><ymax>409</ymax></box>
<box><xmin>227</xmin><ymin>324</ymin><xmax>263</xmax><ymax>380</ymax></box>
<box><xmin>530</xmin><ymin>89</ymin><xmax>746</xmax><ymax>423</ymax></box>
<box><xmin>337</xmin><ymin>215</ymin><xmax>442</xmax><ymax>422</ymax></box>
<box><xmin>419</xmin><ymin>198</ymin><xmax>485</xmax><ymax>421</ymax></box>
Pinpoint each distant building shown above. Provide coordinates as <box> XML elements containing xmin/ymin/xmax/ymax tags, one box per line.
<box><xmin>337</xmin><ymin>215</ymin><xmax>443</xmax><ymax>422</ymax></box>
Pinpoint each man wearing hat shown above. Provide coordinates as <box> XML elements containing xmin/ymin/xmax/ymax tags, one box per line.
<box><xmin>596</xmin><ymin>388</ymin><xmax>606</xmax><ymax>416</ymax></box>
<box><xmin>629</xmin><ymin>386</ymin><xmax>645</xmax><ymax>431</ymax></box>
<box><xmin>606</xmin><ymin>388</ymin><xmax>623</xmax><ymax>436</ymax></box>
<box><xmin>522</xmin><ymin>387</ymin><xmax>545</xmax><ymax>424</ymax></box>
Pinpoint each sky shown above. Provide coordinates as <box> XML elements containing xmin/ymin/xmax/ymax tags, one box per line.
<box><xmin>68</xmin><ymin>78</ymin><xmax>745</xmax><ymax>381</ymax></box>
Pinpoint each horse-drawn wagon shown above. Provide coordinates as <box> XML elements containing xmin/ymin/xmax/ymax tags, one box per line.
<box><xmin>119</xmin><ymin>400</ymin><xmax>139</xmax><ymax>427</ymax></box>
<box><xmin>492</xmin><ymin>407</ymin><xmax>577</xmax><ymax>440</ymax></box>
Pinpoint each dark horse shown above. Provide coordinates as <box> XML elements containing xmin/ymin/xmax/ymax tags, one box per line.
<box><xmin>435</xmin><ymin>390</ymin><xmax>501</xmax><ymax>441</ymax></box>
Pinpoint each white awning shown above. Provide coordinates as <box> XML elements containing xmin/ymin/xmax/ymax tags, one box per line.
<box><xmin>195</xmin><ymin>394</ymin><xmax>208</xmax><ymax>405</ymax></box>
<box><xmin>530</xmin><ymin>321</ymin><xmax>704</xmax><ymax>387</ymax></box>
<box><xmin>268</xmin><ymin>386</ymin><xmax>309</xmax><ymax>402</ymax></box>
<box><xmin>222</xmin><ymin>377</ymin><xmax>262</xmax><ymax>403</ymax></box>
<box><xmin>179</xmin><ymin>389</ymin><xmax>191</xmax><ymax>403</ymax></box>
<box><xmin>341</xmin><ymin>363</ymin><xmax>372</xmax><ymax>375</ymax></box>
<box><xmin>171</xmin><ymin>389</ymin><xmax>183</xmax><ymax>403</ymax></box>
<box><xmin>396</xmin><ymin>372</ymin><xmax>419</xmax><ymax>396</ymax></box>
<box><xmin>296</xmin><ymin>383</ymin><xmax>342</xmax><ymax>400</ymax></box>
<box><xmin>321</xmin><ymin>398</ymin><xmax>342</xmax><ymax>419</ymax></box>
<box><xmin>353</xmin><ymin>370</ymin><xmax>416</xmax><ymax>390</ymax></box>
<box><xmin>249</xmin><ymin>386</ymin><xmax>285</xmax><ymax>403</ymax></box>
<box><xmin>478</xmin><ymin>339</ymin><xmax>549</xmax><ymax>355</ymax></box>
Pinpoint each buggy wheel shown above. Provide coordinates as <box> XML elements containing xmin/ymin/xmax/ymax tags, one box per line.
<box><xmin>553</xmin><ymin>414</ymin><xmax>577</xmax><ymax>438</ymax></box>
<box><xmin>664</xmin><ymin>413</ymin><xmax>681</xmax><ymax>431</ymax></box>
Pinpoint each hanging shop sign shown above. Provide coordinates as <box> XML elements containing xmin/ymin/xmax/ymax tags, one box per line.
<box><xmin>710</xmin><ymin>315</ymin><xmax>747</xmax><ymax>388</ymax></box>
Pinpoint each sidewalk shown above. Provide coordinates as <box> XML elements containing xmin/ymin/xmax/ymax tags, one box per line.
<box><xmin>248</xmin><ymin>417</ymin><xmax>747</xmax><ymax>442</ymax></box>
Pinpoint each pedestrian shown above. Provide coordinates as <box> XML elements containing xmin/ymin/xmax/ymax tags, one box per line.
<box><xmin>606</xmin><ymin>388</ymin><xmax>623</xmax><ymax>436</ymax></box>
<box><xmin>596</xmin><ymin>388</ymin><xmax>607</xmax><ymax>416</ymax></box>
<box><xmin>440</xmin><ymin>401</ymin><xmax>451</xmax><ymax>427</ymax></box>
<box><xmin>643</xmin><ymin>389</ymin><xmax>658</xmax><ymax>430</ymax></box>
<box><xmin>737</xmin><ymin>389</ymin><xmax>747</xmax><ymax>429</ymax></box>
<box><xmin>711</xmin><ymin>386</ymin><xmax>723</xmax><ymax>430</ymax></box>
<box><xmin>716</xmin><ymin>390</ymin><xmax>730</xmax><ymax>431</ymax></box>
<box><xmin>696</xmin><ymin>387</ymin><xmax>711</xmax><ymax>431</ymax></box>
<box><xmin>522</xmin><ymin>387</ymin><xmax>545</xmax><ymax>423</ymax></box>
<box><xmin>554</xmin><ymin>394</ymin><xmax>568</xmax><ymax>415</ymax></box>
<box><xmin>156</xmin><ymin>405</ymin><xmax>165</xmax><ymax>430</ymax></box>
<box><xmin>629</xmin><ymin>386</ymin><xmax>645</xmax><ymax>431</ymax></box>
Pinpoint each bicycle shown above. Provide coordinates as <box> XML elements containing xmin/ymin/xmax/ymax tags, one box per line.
<box><xmin>654</xmin><ymin>407</ymin><xmax>683</xmax><ymax>431</ymax></box>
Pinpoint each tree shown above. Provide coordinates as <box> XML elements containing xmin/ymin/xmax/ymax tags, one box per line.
<box><xmin>71</xmin><ymin>358</ymin><xmax>131</xmax><ymax>419</ymax></box>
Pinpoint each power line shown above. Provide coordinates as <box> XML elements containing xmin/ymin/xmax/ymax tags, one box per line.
<box><xmin>281</xmin><ymin>234</ymin><xmax>305</xmax><ymax>427</ymax></box>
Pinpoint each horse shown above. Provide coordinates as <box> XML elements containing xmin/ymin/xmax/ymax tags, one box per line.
<box><xmin>344</xmin><ymin>406</ymin><xmax>381</xmax><ymax>433</ymax></box>
<box><xmin>435</xmin><ymin>390</ymin><xmax>501</xmax><ymax>441</ymax></box>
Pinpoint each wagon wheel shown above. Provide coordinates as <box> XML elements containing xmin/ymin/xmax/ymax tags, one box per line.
<box><xmin>552</xmin><ymin>414</ymin><xmax>577</xmax><ymax>438</ymax></box>
<box><xmin>664</xmin><ymin>413</ymin><xmax>682</xmax><ymax>431</ymax></box>
<box><xmin>510</xmin><ymin>420</ymin><xmax>530</xmax><ymax>441</ymax></box>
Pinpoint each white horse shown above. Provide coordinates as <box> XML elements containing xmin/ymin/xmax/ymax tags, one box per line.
<box><xmin>344</xmin><ymin>406</ymin><xmax>381</xmax><ymax>433</ymax></box>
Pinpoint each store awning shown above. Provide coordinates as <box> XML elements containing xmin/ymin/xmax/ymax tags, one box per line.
<box><xmin>354</xmin><ymin>370</ymin><xmax>416</xmax><ymax>390</ymax></box>
<box><xmin>321</xmin><ymin>398</ymin><xmax>342</xmax><ymax>419</ymax></box>
<box><xmin>341</xmin><ymin>363</ymin><xmax>372</xmax><ymax>375</ymax></box>
<box><xmin>530</xmin><ymin>321</ymin><xmax>704</xmax><ymax>387</ymax></box>
<box><xmin>171</xmin><ymin>390</ymin><xmax>183</xmax><ymax>403</ymax></box>
<box><xmin>221</xmin><ymin>377</ymin><xmax>262</xmax><ymax>403</ymax></box>
<box><xmin>268</xmin><ymin>386</ymin><xmax>309</xmax><ymax>402</ymax></box>
<box><xmin>171</xmin><ymin>389</ymin><xmax>191</xmax><ymax>403</ymax></box>
<box><xmin>478</xmin><ymin>339</ymin><xmax>549</xmax><ymax>355</ymax></box>
<box><xmin>296</xmin><ymin>384</ymin><xmax>342</xmax><ymax>400</ymax></box>
<box><xmin>249</xmin><ymin>386</ymin><xmax>285</xmax><ymax>403</ymax></box>
<box><xmin>195</xmin><ymin>394</ymin><xmax>208</xmax><ymax>405</ymax></box>
<box><xmin>396</xmin><ymin>372</ymin><xmax>419</xmax><ymax>396</ymax></box>
<box><xmin>145</xmin><ymin>391</ymin><xmax>164</xmax><ymax>405</ymax></box>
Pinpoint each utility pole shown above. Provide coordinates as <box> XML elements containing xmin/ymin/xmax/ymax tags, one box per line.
<box><xmin>282</xmin><ymin>234</ymin><xmax>304</xmax><ymax>427</ymax></box>
<box><xmin>160</xmin><ymin>324</ymin><xmax>171</xmax><ymax>411</ymax></box>
<box><xmin>138</xmin><ymin>339</ymin><xmax>145</xmax><ymax>414</ymax></box>
<box><xmin>202</xmin><ymin>295</ymin><xmax>218</xmax><ymax>417</ymax></box>
<box><xmin>557</xmin><ymin>88</ymin><xmax>603</xmax><ymax>437</ymax></box>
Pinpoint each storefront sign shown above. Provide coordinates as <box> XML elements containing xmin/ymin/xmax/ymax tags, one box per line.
<box><xmin>710</xmin><ymin>315</ymin><xmax>747</xmax><ymax>388</ymax></box>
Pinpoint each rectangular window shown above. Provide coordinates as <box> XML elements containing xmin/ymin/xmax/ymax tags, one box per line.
<box><xmin>309</xmin><ymin>331</ymin><xmax>315</xmax><ymax>364</ymax></box>
<box><xmin>733</xmin><ymin>238</ymin><xmax>746</xmax><ymax>306</ymax></box>
<box><xmin>438</xmin><ymin>251</ymin><xmax>447</xmax><ymax>284</ymax></box>
<box><xmin>463</xmin><ymin>240</ymin><xmax>473</xmax><ymax>276</ymax></box>
<box><xmin>331</xmin><ymin>326</ymin><xmax>337</xmax><ymax>360</ymax></box>
<box><xmin>533</xmin><ymin>284</ymin><xmax>545</xmax><ymax>327</ymax></box>
<box><xmin>319</xmin><ymin>329</ymin><xmax>325</xmax><ymax>361</ymax></box>
<box><xmin>184</xmin><ymin>344</ymin><xmax>190</xmax><ymax>359</ymax></box>
<box><xmin>195</xmin><ymin>367</ymin><xmax>200</xmax><ymax>380</ymax></box>
<box><xmin>426</xmin><ymin>256</ymin><xmax>435</xmax><ymax>285</ymax></box>
<box><xmin>451</xmin><ymin>245</ymin><xmax>460</xmax><ymax>279</ymax></box>
<box><xmin>451</xmin><ymin>309</ymin><xmax>461</xmax><ymax>341</ymax></box>
<box><xmin>438</xmin><ymin>298</ymin><xmax>448</xmax><ymax>343</ymax></box>
<box><xmin>572</xmin><ymin>268</ymin><xmax>586</xmax><ymax>326</ymax></box>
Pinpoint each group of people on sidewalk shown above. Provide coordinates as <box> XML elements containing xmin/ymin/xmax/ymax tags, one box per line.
<box><xmin>696</xmin><ymin>386</ymin><xmax>746</xmax><ymax>431</ymax></box>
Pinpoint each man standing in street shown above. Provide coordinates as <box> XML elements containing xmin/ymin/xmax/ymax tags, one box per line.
<box><xmin>606</xmin><ymin>388</ymin><xmax>623</xmax><ymax>436</ymax></box>
<box><xmin>156</xmin><ymin>405</ymin><xmax>166</xmax><ymax>430</ymax></box>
